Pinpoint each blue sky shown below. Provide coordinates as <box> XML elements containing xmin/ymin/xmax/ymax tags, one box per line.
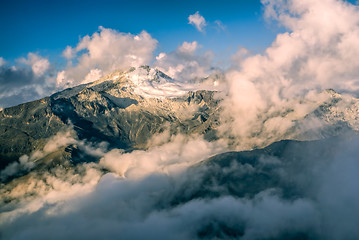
<box><xmin>0</xmin><ymin>0</ymin><xmax>278</xmax><ymax>63</ymax></box>
<box><xmin>1</xmin><ymin>0</ymin><xmax>359</xmax><ymax>109</ymax></box>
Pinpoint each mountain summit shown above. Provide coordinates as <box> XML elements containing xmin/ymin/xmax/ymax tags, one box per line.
<box><xmin>0</xmin><ymin>66</ymin><xmax>220</xmax><ymax>170</ymax></box>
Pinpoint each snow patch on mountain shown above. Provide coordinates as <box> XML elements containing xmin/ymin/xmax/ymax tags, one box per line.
<box><xmin>124</xmin><ymin>66</ymin><xmax>219</xmax><ymax>98</ymax></box>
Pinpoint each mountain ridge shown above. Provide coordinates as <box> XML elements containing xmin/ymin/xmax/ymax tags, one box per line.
<box><xmin>0</xmin><ymin>67</ymin><xmax>221</xmax><ymax>169</ymax></box>
<box><xmin>1</xmin><ymin>66</ymin><xmax>359</xmax><ymax>171</ymax></box>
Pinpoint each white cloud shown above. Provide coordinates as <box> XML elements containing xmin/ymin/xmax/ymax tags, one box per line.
<box><xmin>31</xmin><ymin>129</ymin><xmax>107</xmax><ymax>161</ymax></box>
<box><xmin>258</xmin><ymin>0</ymin><xmax>359</xmax><ymax>93</ymax></box>
<box><xmin>99</xmin><ymin>134</ymin><xmax>226</xmax><ymax>179</ymax></box>
<box><xmin>2</xmin><ymin>1</ymin><xmax>359</xmax><ymax>239</ymax></box>
<box><xmin>230</xmin><ymin>47</ymin><xmax>250</xmax><ymax>66</ymax></box>
<box><xmin>42</xmin><ymin>130</ymin><xmax>77</xmax><ymax>154</ymax></box>
<box><xmin>2</xmin><ymin>135</ymin><xmax>359</xmax><ymax>239</ymax></box>
<box><xmin>0</xmin><ymin>155</ymin><xmax>35</xmax><ymax>181</ymax></box>
<box><xmin>82</xmin><ymin>68</ymin><xmax>103</xmax><ymax>84</ymax></box>
<box><xmin>0</xmin><ymin>57</ymin><xmax>6</xmax><ymax>67</ymax></box>
<box><xmin>19</xmin><ymin>53</ymin><xmax>50</xmax><ymax>77</ymax></box>
<box><xmin>188</xmin><ymin>11</ymin><xmax>207</xmax><ymax>32</ymax></box>
<box><xmin>57</xmin><ymin>27</ymin><xmax>158</xmax><ymax>87</ymax></box>
<box><xmin>154</xmin><ymin>41</ymin><xmax>214</xmax><ymax>81</ymax></box>
<box><xmin>220</xmin><ymin>0</ymin><xmax>359</xmax><ymax>147</ymax></box>
<box><xmin>55</xmin><ymin>70</ymin><xmax>66</xmax><ymax>87</ymax></box>
<box><xmin>178</xmin><ymin>41</ymin><xmax>198</xmax><ymax>54</ymax></box>
<box><xmin>62</xmin><ymin>46</ymin><xmax>76</xmax><ymax>60</ymax></box>
<box><xmin>0</xmin><ymin>53</ymin><xmax>56</xmax><ymax>109</ymax></box>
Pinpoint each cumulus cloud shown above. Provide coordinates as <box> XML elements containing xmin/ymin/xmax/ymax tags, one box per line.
<box><xmin>154</xmin><ymin>41</ymin><xmax>215</xmax><ymax>81</ymax></box>
<box><xmin>0</xmin><ymin>54</ymin><xmax>55</xmax><ymax>109</ymax></box>
<box><xmin>0</xmin><ymin>57</ymin><xmax>6</xmax><ymax>67</ymax></box>
<box><xmin>18</xmin><ymin>53</ymin><xmax>50</xmax><ymax>77</ymax></box>
<box><xmin>188</xmin><ymin>11</ymin><xmax>207</xmax><ymax>32</ymax></box>
<box><xmin>1</xmin><ymin>27</ymin><xmax>158</xmax><ymax>108</ymax></box>
<box><xmin>57</xmin><ymin>27</ymin><xmax>158</xmax><ymax>88</ymax></box>
<box><xmin>220</xmin><ymin>0</ymin><xmax>359</xmax><ymax>148</ymax></box>
<box><xmin>260</xmin><ymin>0</ymin><xmax>359</xmax><ymax>93</ymax></box>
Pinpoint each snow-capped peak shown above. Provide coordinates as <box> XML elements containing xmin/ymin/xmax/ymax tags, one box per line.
<box><xmin>85</xmin><ymin>66</ymin><xmax>222</xmax><ymax>99</ymax></box>
<box><xmin>124</xmin><ymin>66</ymin><xmax>207</xmax><ymax>98</ymax></box>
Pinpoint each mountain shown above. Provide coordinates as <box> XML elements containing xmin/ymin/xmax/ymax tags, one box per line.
<box><xmin>0</xmin><ymin>66</ymin><xmax>220</xmax><ymax>170</ymax></box>
<box><xmin>1</xmin><ymin>66</ymin><xmax>359</xmax><ymax>172</ymax></box>
<box><xmin>1</xmin><ymin>67</ymin><xmax>359</xmax><ymax>239</ymax></box>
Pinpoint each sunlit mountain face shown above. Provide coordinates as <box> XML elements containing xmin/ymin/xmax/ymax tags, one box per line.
<box><xmin>1</xmin><ymin>1</ymin><xmax>359</xmax><ymax>239</ymax></box>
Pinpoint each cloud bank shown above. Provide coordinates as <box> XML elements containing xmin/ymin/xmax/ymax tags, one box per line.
<box><xmin>220</xmin><ymin>0</ymin><xmax>359</xmax><ymax>148</ymax></box>
<box><xmin>1</xmin><ymin>133</ymin><xmax>359</xmax><ymax>239</ymax></box>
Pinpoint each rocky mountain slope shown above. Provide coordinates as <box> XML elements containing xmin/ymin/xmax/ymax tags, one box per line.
<box><xmin>0</xmin><ymin>67</ymin><xmax>220</xmax><ymax>170</ymax></box>
<box><xmin>1</xmin><ymin>67</ymin><xmax>359</xmax><ymax>239</ymax></box>
<box><xmin>1</xmin><ymin>66</ymin><xmax>359</xmax><ymax>172</ymax></box>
